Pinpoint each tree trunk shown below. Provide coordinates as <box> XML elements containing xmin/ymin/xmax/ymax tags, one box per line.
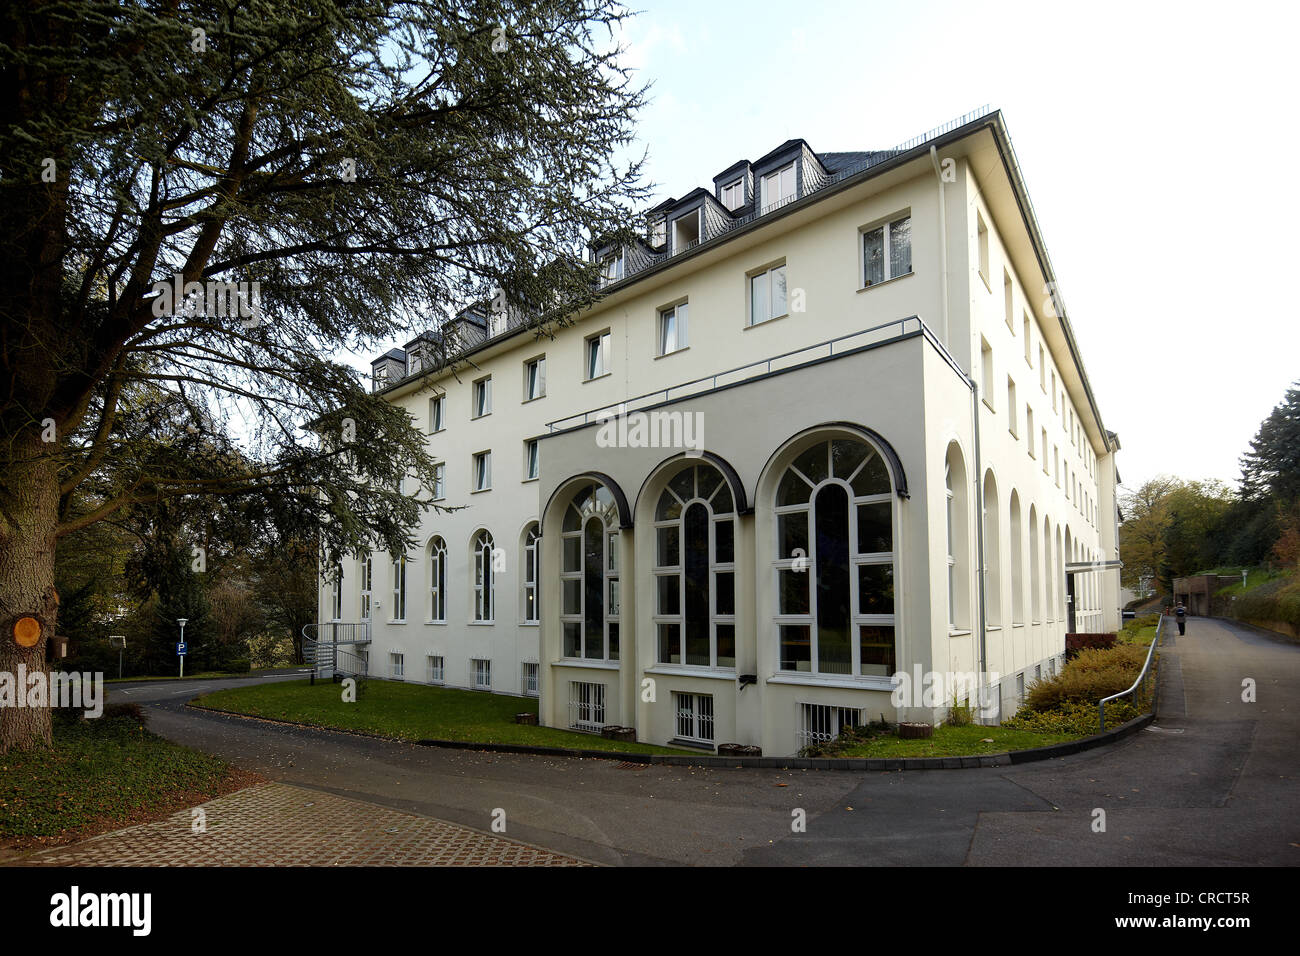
<box><xmin>0</xmin><ymin>431</ymin><xmax>60</xmax><ymax>751</ymax></box>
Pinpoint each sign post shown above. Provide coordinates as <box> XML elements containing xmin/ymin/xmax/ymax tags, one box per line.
<box><xmin>109</xmin><ymin>635</ymin><xmax>126</xmax><ymax>679</ymax></box>
<box><xmin>177</xmin><ymin>618</ymin><xmax>188</xmax><ymax>678</ymax></box>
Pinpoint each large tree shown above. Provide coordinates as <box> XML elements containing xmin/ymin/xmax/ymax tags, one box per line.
<box><xmin>0</xmin><ymin>0</ymin><xmax>647</xmax><ymax>749</ymax></box>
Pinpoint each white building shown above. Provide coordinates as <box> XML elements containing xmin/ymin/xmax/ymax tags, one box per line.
<box><xmin>316</xmin><ymin>108</ymin><xmax>1122</xmax><ymax>756</ymax></box>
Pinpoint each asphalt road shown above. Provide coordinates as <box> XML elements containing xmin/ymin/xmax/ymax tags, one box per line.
<box><xmin>126</xmin><ymin>618</ymin><xmax>1299</xmax><ymax>866</ymax></box>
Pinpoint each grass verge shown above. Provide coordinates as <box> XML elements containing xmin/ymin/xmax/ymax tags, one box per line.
<box><xmin>805</xmin><ymin>723</ymin><xmax>1078</xmax><ymax>759</ymax></box>
<box><xmin>193</xmin><ymin>678</ymin><xmax>696</xmax><ymax>755</ymax></box>
<box><xmin>0</xmin><ymin>705</ymin><xmax>258</xmax><ymax>857</ymax></box>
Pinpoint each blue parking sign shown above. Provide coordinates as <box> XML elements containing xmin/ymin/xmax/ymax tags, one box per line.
<box><xmin>176</xmin><ymin>642</ymin><xmax>187</xmax><ymax>655</ymax></box>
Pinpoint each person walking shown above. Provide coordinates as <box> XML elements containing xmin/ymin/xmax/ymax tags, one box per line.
<box><xmin>1175</xmin><ymin>602</ymin><xmax>1187</xmax><ymax>636</ymax></box>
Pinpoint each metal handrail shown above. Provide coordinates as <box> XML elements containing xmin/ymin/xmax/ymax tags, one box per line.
<box><xmin>545</xmin><ymin>316</ymin><xmax>922</xmax><ymax>433</ymax></box>
<box><xmin>1099</xmin><ymin>615</ymin><xmax>1163</xmax><ymax>731</ymax></box>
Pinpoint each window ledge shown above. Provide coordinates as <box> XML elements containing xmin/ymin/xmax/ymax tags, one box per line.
<box><xmin>948</xmin><ymin>629</ymin><xmax>972</xmax><ymax>637</ymax></box>
<box><xmin>521</xmin><ymin>476</ymin><xmax>538</xmax><ymax>484</ymax></box>
<box><xmin>470</xmin><ymin>486</ymin><xmax>492</xmax><ymax>494</ymax></box>
<box><xmin>424</xmin><ymin>620</ymin><xmax>446</xmax><ymax>626</ymax></box>
<box><xmin>583</xmin><ymin>372</ymin><xmax>612</xmax><ymax>383</ymax></box>
<box><xmin>982</xmin><ymin>398</ymin><xmax>996</xmax><ymax>413</ymax></box>
<box><xmin>979</xmin><ymin>270</ymin><xmax>992</xmax><ymax>293</ymax></box>
<box><xmin>986</xmin><ymin>625</ymin><xmax>1002</xmax><ymax>632</ymax></box>
<box><xmin>554</xmin><ymin>658</ymin><xmax>620</xmax><ymax>671</ymax></box>
<box><xmin>857</xmin><ymin>270</ymin><xmax>914</xmax><ymax>294</ymax></box>
<box><xmin>645</xmin><ymin>665</ymin><xmax>737</xmax><ymax>681</ymax></box>
<box><xmin>519</xmin><ymin>621</ymin><xmax>539</xmax><ymax>628</ymax></box>
<box><xmin>667</xmin><ymin>737</ymin><xmax>716</xmax><ymax>752</ymax></box>
<box><xmin>521</xmin><ymin>395</ymin><xmax>546</xmax><ymax>404</ymax></box>
<box><xmin>468</xmin><ymin>620</ymin><xmax>494</xmax><ymax>626</ymax></box>
<box><xmin>388</xmin><ymin>620</ymin><xmax>407</xmax><ymax>626</ymax></box>
<box><xmin>654</xmin><ymin>346</ymin><xmax>689</xmax><ymax>360</ymax></box>
<box><xmin>767</xmin><ymin>673</ymin><xmax>895</xmax><ymax>692</ymax></box>
<box><xmin>744</xmin><ymin>312</ymin><xmax>789</xmax><ymax>330</ymax></box>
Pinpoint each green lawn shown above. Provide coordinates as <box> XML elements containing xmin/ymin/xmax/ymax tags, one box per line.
<box><xmin>0</xmin><ymin>706</ymin><xmax>244</xmax><ymax>842</ymax></box>
<box><xmin>193</xmin><ymin>678</ymin><xmax>695</xmax><ymax>755</ymax></box>
<box><xmin>808</xmin><ymin>724</ymin><xmax>1078</xmax><ymax>759</ymax></box>
<box><xmin>1214</xmin><ymin>567</ymin><xmax>1285</xmax><ymax>597</ymax></box>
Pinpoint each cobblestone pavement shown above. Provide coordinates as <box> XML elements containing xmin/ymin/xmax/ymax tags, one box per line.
<box><xmin>17</xmin><ymin>782</ymin><xmax>591</xmax><ymax>866</ymax></box>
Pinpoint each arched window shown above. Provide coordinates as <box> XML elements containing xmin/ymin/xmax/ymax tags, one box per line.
<box><xmin>330</xmin><ymin>562</ymin><xmax>343</xmax><ymax>621</ymax></box>
<box><xmin>391</xmin><ymin>553</ymin><xmax>408</xmax><ymax>621</ymax></box>
<box><xmin>359</xmin><ymin>553</ymin><xmax>373</xmax><ymax>621</ymax></box>
<box><xmin>560</xmin><ymin>484</ymin><xmax>619</xmax><ymax>661</ymax></box>
<box><xmin>1044</xmin><ymin>517</ymin><xmax>1054</xmax><ymax>628</ymax></box>
<box><xmin>774</xmin><ymin>437</ymin><xmax>895</xmax><ymax>677</ymax></box>
<box><xmin>983</xmin><ymin>472</ymin><xmax>1001</xmax><ymax>628</ymax></box>
<box><xmin>945</xmin><ymin>444</ymin><xmax>970</xmax><ymax>631</ymax></box>
<box><xmin>522</xmin><ymin>523</ymin><xmax>540</xmax><ymax>623</ymax></box>
<box><xmin>653</xmin><ymin>462</ymin><xmax>736</xmax><ymax>668</ymax></box>
<box><xmin>1010</xmin><ymin>492</ymin><xmax>1024</xmax><ymax>625</ymax></box>
<box><xmin>1030</xmin><ymin>506</ymin><xmax>1042</xmax><ymax>625</ymax></box>
<box><xmin>427</xmin><ymin>536</ymin><xmax>446</xmax><ymax>622</ymax></box>
<box><xmin>473</xmin><ymin>530</ymin><xmax>495</xmax><ymax>622</ymax></box>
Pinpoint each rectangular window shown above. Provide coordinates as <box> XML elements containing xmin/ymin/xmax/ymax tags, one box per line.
<box><xmin>599</xmin><ymin>252</ymin><xmax>623</xmax><ymax>287</ymax></box>
<box><xmin>648</xmin><ymin>216</ymin><xmax>666</xmax><ymax>248</ymax></box>
<box><xmin>1023</xmin><ymin>313</ymin><xmax>1032</xmax><ymax>366</ymax></box>
<box><xmin>472</xmin><ymin>377</ymin><xmax>491</xmax><ymax>418</ymax></box>
<box><xmin>524</xmin><ymin>439</ymin><xmax>539</xmax><ymax>481</ymax></box>
<box><xmin>1004</xmin><ymin>270</ymin><xmax>1014</xmax><ymax>329</ymax></box>
<box><xmin>1051</xmin><ymin>371</ymin><xmax>1057</xmax><ymax>412</ymax></box>
<box><xmin>1039</xmin><ymin>345</ymin><xmax>1046</xmax><ymax>391</ymax></box>
<box><xmin>798</xmin><ymin>703</ymin><xmax>861</xmax><ymax>749</ymax></box>
<box><xmin>524</xmin><ymin>356</ymin><xmax>546</xmax><ymax>401</ymax></box>
<box><xmin>1041</xmin><ymin>428</ymin><xmax>1049</xmax><ymax>474</ymax></box>
<box><xmin>748</xmin><ymin>263</ymin><xmax>787</xmax><ymax>326</ymax></box>
<box><xmin>568</xmin><ymin>681</ymin><xmax>606</xmax><ymax>731</ymax></box>
<box><xmin>1054</xmin><ymin>445</ymin><xmax>1061</xmax><ymax>486</ymax></box>
<box><xmin>1027</xmin><ymin>407</ymin><xmax>1036</xmax><ymax>459</ymax></box>
<box><xmin>472</xmin><ymin>658</ymin><xmax>491</xmax><ymax>690</ymax></box>
<box><xmin>585</xmin><ymin>331</ymin><xmax>611</xmax><ymax>379</ymax></box>
<box><xmin>431</xmin><ymin>462</ymin><xmax>445</xmax><ymax>500</ymax></box>
<box><xmin>981</xmin><ymin>337</ymin><xmax>994</xmax><ymax>409</ymax></box>
<box><xmin>428</xmin><ymin>394</ymin><xmax>445</xmax><ymax>432</ymax></box>
<box><xmin>721</xmin><ymin>178</ymin><xmax>744</xmax><ymax>210</ymax></box>
<box><xmin>658</xmin><ymin>302</ymin><xmax>688</xmax><ymax>355</ymax></box>
<box><xmin>862</xmin><ymin>215</ymin><xmax>912</xmax><ymax>287</ymax></box>
<box><xmin>521</xmin><ymin>662</ymin><xmax>539</xmax><ymax>697</ymax></box>
<box><xmin>473</xmin><ymin>451</ymin><xmax>491</xmax><ymax>492</ymax></box>
<box><xmin>391</xmin><ymin>555</ymin><xmax>407</xmax><ymax>621</ymax></box>
<box><xmin>977</xmin><ymin>212</ymin><xmax>989</xmax><ymax>286</ymax></box>
<box><xmin>427</xmin><ymin>655</ymin><xmax>444</xmax><ymax>683</ymax></box>
<box><xmin>760</xmin><ymin>162</ymin><xmax>795</xmax><ymax>208</ymax></box>
<box><xmin>390</xmin><ymin>652</ymin><xmax>404</xmax><ymax>679</ymax></box>
<box><xmin>674</xmin><ymin>693</ymin><xmax>715</xmax><ymax>743</ymax></box>
<box><xmin>1007</xmin><ymin>378</ymin><xmax>1018</xmax><ymax>438</ymax></box>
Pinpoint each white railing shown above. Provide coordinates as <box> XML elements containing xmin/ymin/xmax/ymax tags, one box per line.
<box><xmin>568</xmin><ymin>681</ymin><xmax>606</xmax><ymax>732</ymax></box>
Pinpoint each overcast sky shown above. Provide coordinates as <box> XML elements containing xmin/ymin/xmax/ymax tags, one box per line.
<box><xmin>611</xmin><ymin>0</ymin><xmax>1298</xmax><ymax>495</ymax></box>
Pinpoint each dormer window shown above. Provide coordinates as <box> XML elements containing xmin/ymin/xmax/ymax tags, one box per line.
<box><xmin>600</xmin><ymin>251</ymin><xmax>624</xmax><ymax>287</ymax></box>
<box><xmin>671</xmin><ymin>210</ymin><xmax>700</xmax><ymax>255</ymax></box>
<box><xmin>760</xmin><ymin>162</ymin><xmax>795</xmax><ymax>209</ymax></box>
<box><xmin>374</xmin><ymin>365</ymin><xmax>388</xmax><ymax>389</ymax></box>
<box><xmin>648</xmin><ymin>217</ymin><xmax>666</xmax><ymax>248</ymax></box>
<box><xmin>721</xmin><ymin>179</ymin><xmax>744</xmax><ymax>210</ymax></box>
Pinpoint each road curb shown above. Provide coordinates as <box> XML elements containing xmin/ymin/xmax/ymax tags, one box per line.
<box><xmin>187</xmin><ymin>702</ymin><xmax>1154</xmax><ymax>771</ymax></box>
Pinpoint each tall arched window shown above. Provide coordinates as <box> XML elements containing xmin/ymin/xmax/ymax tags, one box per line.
<box><xmin>653</xmin><ymin>463</ymin><xmax>736</xmax><ymax>668</ymax></box>
<box><xmin>983</xmin><ymin>472</ymin><xmax>1001</xmax><ymax>628</ymax></box>
<box><xmin>1029</xmin><ymin>506</ymin><xmax>1042</xmax><ymax>625</ymax></box>
<box><xmin>391</xmin><ymin>553</ymin><xmax>408</xmax><ymax>621</ymax></box>
<box><xmin>359</xmin><ymin>553</ymin><xmax>373</xmax><ymax>621</ymax></box>
<box><xmin>560</xmin><ymin>484</ymin><xmax>619</xmax><ymax>661</ymax></box>
<box><xmin>522</xmin><ymin>523</ymin><xmax>540</xmax><ymax>623</ymax></box>
<box><xmin>774</xmin><ymin>437</ymin><xmax>895</xmax><ymax>677</ymax></box>
<box><xmin>1010</xmin><ymin>492</ymin><xmax>1024</xmax><ymax>625</ymax></box>
<box><xmin>427</xmin><ymin>536</ymin><xmax>446</xmax><ymax>622</ymax></box>
<box><xmin>1043</xmin><ymin>517</ymin><xmax>1054</xmax><ymax>628</ymax></box>
<box><xmin>472</xmin><ymin>530</ymin><xmax>495</xmax><ymax>622</ymax></box>
<box><xmin>945</xmin><ymin>444</ymin><xmax>970</xmax><ymax>631</ymax></box>
<box><xmin>330</xmin><ymin>563</ymin><xmax>343</xmax><ymax>621</ymax></box>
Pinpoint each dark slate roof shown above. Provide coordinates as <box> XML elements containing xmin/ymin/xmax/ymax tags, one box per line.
<box><xmin>374</xmin><ymin>348</ymin><xmax>406</xmax><ymax>363</ymax></box>
<box><xmin>820</xmin><ymin>150</ymin><xmax>898</xmax><ymax>173</ymax></box>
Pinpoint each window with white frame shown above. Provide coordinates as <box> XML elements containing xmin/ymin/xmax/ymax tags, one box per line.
<box><xmin>658</xmin><ymin>301</ymin><xmax>688</xmax><ymax>356</ymax></box>
<box><xmin>522</xmin><ymin>523</ymin><xmax>540</xmax><ymax>623</ymax></box>
<box><xmin>472</xmin><ymin>376</ymin><xmax>492</xmax><ymax>418</ymax></box>
<box><xmin>568</xmin><ymin>680</ymin><xmax>606</xmax><ymax>731</ymax></box>
<box><xmin>1004</xmin><ymin>270</ymin><xmax>1014</xmax><ymax>329</ymax></box>
<box><xmin>1039</xmin><ymin>345</ymin><xmax>1046</xmax><ymax>391</ymax></box>
<box><xmin>799</xmin><ymin>703</ymin><xmax>861</xmax><ymax>748</ymax></box>
<box><xmin>391</xmin><ymin>553</ymin><xmax>407</xmax><ymax>621</ymax></box>
<box><xmin>721</xmin><ymin>178</ymin><xmax>744</xmax><ymax>210</ymax></box>
<box><xmin>560</xmin><ymin>483</ymin><xmax>620</xmax><ymax>661</ymax></box>
<box><xmin>774</xmin><ymin>438</ymin><xmax>896</xmax><ymax>677</ymax></box>
<box><xmin>427</xmin><ymin>536</ymin><xmax>446</xmax><ymax>622</ymax></box>
<box><xmin>1008</xmin><ymin>378</ymin><xmax>1019</xmax><ymax>438</ymax></box>
<box><xmin>1023</xmin><ymin>313</ymin><xmax>1032</xmax><ymax>366</ymax></box>
<box><xmin>472</xmin><ymin>657</ymin><xmax>491</xmax><ymax>690</ymax></box>
<box><xmin>524</xmin><ymin>356</ymin><xmax>546</xmax><ymax>401</ymax></box>
<box><xmin>427</xmin><ymin>655</ymin><xmax>444</xmax><ymax>683</ymax></box>
<box><xmin>981</xmin><ymin>338</ymin><xmax>994</xmax><ymax>408</ymax></box>
<box><xmin>359</xmin><ymin>553</ymin><xmax>373</xmax><ymax>621</ymax></box>
<box><xmin>760</xmin><ymin>162</ymin><xmax>795</xmax><ymax>208</ymax></box>
<box><xmin>862</xmin><ymin>215</ymin><xmax>911</xmax><ymax>286</ymax></box>
<box><xmin>599</xmin><ymin>251</ymin><xmax>623</xmax><ymax>287</ymax></box>
<box><xmin>473</xmin><ymin>530</ymin><xmax>495</xmax><ymax>622</ymax></box>
<box><xmin>330</xmin><ymin>563</ymin><xmax>343</xmax><ymax>620</ymax></box>
<box><xmin>473</xmin><ymin>451</ymin><xmax>491</xmax><ymax>491</ymax></box>
<box><xmin>431</xmin><ymin>461</ymin><xmax>445</xmax><ymax>500</ymax></box>
<box><xmin>654</xmin><ymin>463</ymin><xmax>736</xmax><ymax>669</ymax></box>
<box><xmin>749</xmin><ymin>262</ymin><xmax>787</xmax><ymax>326</ymax></box>
<box><xmin>390</xmin><ymin>652</ymin><xmax>404</xmax><ymax>679</ymax></box>
<box><xmin>648</xmin><ymin>217</ymin><xmax>666</xmax><ymax>248</ymax></box>
<box><xmin>585</xmin><ymin>331</ymin><xmax>611</xmax><ymax>379</ymax></box>
<box><xmin>946</xmin><ymin>459</ymin><xmax>956</xmax><ymax>629</ymax></box>
<box><xmin>521</xmin><ymin>661</ymin><xmax>539</xmax><ymax>697</ymax></box>
<box><xmin>977</xmin><ymin>211</ymin><xmax>989</xmax><ymax>285</ymax></box>
<box><xmin>428</xmin><ymin>394</ymin><xmax>445</xmax><ymax>432</ymax></box>
<box><xmin>674</xmin><ymin>693</ymin><xmax>715</xmax><ymax>743</ymax></box>
<box><xmin>524</xmin><ymin>439</ymin><xmax>539</xmax><ymax>481</ymax></box>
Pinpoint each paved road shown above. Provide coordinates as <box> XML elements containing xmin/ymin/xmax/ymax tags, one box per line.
<box><xmin>128</xmin><ymin>618</ymin><xmax>1298</xmax><ymax>866</ymax></box>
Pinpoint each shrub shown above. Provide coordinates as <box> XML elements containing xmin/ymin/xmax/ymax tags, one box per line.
<box><xmin>101</xmin><ymin>702</ymin><xmax>146</xmax><ymax>723</ymax></box>
<box><xmin>1024</xmin><ymin>644</ymin><xmax>1147</xmax><ymax>712</ymax></box>
<box><xmin>226</xmin><ymin>658</ymin><xmax>252</xmax><ymax>674</ymax></box>
<box><xmin>945</xmin><ymin>697</ymin><xmax>973</xmax><ymax>727</ymax></box>
<box><xmin>1003</xmin><ymin>699</ymin><xmax>1143</xmax><ymax>736</ymax></box>
<box><xmin>1065</xmin><ymin>632</ymin><xmax>1116</xmax><ymax>658</ymax></box>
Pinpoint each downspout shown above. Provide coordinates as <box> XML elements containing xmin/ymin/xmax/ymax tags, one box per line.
<box><xmin>969</xmin><ymin>375</ymin><xmax>989</xmax><ymax>717</ymax></box>
<box><xmin>929</xmin><ymin>146</ymin><xmax>950</xmax><ymax>347</ymax></box>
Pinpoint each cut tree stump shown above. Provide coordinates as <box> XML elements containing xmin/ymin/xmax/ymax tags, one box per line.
<box><xmin>898</xmin><ymin>722</ymin><xmax>934</xmax><ymax>739</ymax></box>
